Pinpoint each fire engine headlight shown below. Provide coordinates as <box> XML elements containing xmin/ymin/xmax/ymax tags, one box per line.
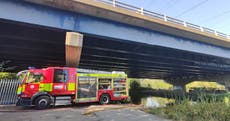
<box><xmin>20</xmin><ymin>93</ymin><xmax>28</xmax><ymax>98</ymax></box>
<box><xmin>17</xmin><ymin>92</ymin><xmax>21</xmax><ymax>95</ymax></box>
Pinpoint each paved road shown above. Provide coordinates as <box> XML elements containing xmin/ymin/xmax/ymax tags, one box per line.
<box><xmin>95</xmin><ymin>108</ymin><xmax>170</xmax><ymax>121</ymax></box>
<box><xmin>0</xmin><ymin>106</ymin><xmax>170</xmax><ymax>121</ymax></box>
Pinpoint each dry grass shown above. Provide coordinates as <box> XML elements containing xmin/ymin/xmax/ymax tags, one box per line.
<box><xmin>82</xmin><ymin>104</ymin><xmax>141</xmax><ymax>115</ymax></box>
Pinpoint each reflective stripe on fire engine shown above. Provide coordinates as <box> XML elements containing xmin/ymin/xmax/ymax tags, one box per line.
<box><xmin>77</xmin><ymin>97</ymin><xmax>97</xmax><ymax>101</ymax></box>
<box><xmin>39</xmin><ymin>83</ymin><xmax>53</xmax><ymax>92</ymax></box>
<box><xmin>17</xmin><ymin>84</ymin><xmax>26</xmax><ymax>95</ymax></box>
<box><xmin>22</xmin><ymin>84</ymin><xmax>25</xmax><ymax>92</ymax></box>
<box><xmin>68</xmin><ymin>83</ymin><xmax>75</xmax><ymax>91</ymax></box>
<box><xmin>17</xmin><ymin>85</ymin><xmax>22</xmax><ymax>95</ymax></box>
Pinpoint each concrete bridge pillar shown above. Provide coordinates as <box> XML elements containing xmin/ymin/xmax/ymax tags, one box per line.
<box><xmin>218</xmin><ymin>79</ymin><xmax>230</xmax><ymax>91</ymax></box>
<box><xmin>65</xmin><ymin>32</ymin><xmax>83</xmax><ymax>67</ymax></box>
<box><xmin>173</xmin><ymin>85</ymin><xmax>186</xmax><ymax>92</ymax></box>
<box><xmin>164</xmin><ymin>79</ymin><xmax>190</xmax><ymax>92</ymax></box>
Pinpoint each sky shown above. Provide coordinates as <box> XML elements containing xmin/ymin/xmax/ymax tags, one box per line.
<box><xmin>117</xmin><ymin>0</ymin><xmax>230</xmax><ymax>35</ymax></box>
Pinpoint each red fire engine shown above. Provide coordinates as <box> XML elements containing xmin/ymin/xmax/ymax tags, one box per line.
<box><xmin>16</xmin><ymin>67</ymin><xmax>128</xmax><ymax>109</ymax></box>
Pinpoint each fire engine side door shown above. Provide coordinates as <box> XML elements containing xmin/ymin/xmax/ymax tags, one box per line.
<box><xmin>52</xmin><ymin>69</ymin><xmax>69</xmax><ymax>95</ymax></box>
<box><xmin>24</xmin><ymin>72</ymin><xmax>42</xmax><ymax>96</ymax></box>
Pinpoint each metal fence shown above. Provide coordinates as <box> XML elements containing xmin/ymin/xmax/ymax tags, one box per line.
<box><xmin>94</xmin><ymin>0</ymin><xmax>230</xmax><ymax>39</ymax></box>
<box><xmin>0</xmin><ymin>79</ymin><xmax>20</xmax><ymax>105</ymax></box>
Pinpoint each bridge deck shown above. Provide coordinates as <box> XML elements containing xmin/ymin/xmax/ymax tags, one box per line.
<box><xmin>25</xmin><ymin>0</ymin><xmax>230</xmax><ymax>48</ymax></box>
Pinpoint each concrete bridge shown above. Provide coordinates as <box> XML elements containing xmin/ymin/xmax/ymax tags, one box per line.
<box><xmin>1</xmin><ymin>0</ymin><xmax>230</xmax><ymax>88</ymax></box>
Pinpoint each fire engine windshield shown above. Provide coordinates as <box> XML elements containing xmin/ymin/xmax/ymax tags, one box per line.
<box><xmin>26</xmin><ymin>73</ymin><xmax>44</xmax><ymax>83</ymax></box>
<box><xmin>17</xmin><ymin>70</ymin><xmax>28</xmax><ymax>84</ymax></box>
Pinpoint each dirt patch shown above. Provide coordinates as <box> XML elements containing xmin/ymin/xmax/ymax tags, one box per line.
<box><xmin>82</xmin><ymin>104</ymin><xmax>142</xmax><ymax>115</ymax></box>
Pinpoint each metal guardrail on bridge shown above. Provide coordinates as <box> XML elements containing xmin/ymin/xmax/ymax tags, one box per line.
<box><xmin>0</xmin><ymin>79</ymin><xmax>20</xmax><ymax>105</ymax></box>
<box><xmin>94</xmin><ymin>0</ymin><xmax>230</xmax><ymax>39</ymax></box>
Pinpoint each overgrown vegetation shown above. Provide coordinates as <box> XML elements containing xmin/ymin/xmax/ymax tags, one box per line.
<box><xmin>129</xmin><ymin>79</ymin><xmax>142</xmax><ymax>104</ymax></box>
<box><xmin>129</xmin><ymin>79</ymin><xmax>230</xmax><ymax>121</ymax></box>
<box><xmin>0</xmin><ymin>72</ymin><xmax>17</xmax><ymax>79</ymax></box>
<box><xmin>0</xmin><ymin>60</ymin><xmax>15</xmax><ymax>72</ymax></box>
<box><xmin>140</xmin><ymin>79</ymin><xmax>172</xmax><ymax>89</ymax></box>
<box><xmin>187</xmin><ymin>81</ymin><xmax>225</xmax><ymax>92</ymax></box>
<box><xmin>0</xmin><ymin>60</ymin><xmax>17</xmax><ymax>79</ymax></box>
<box><xmin>144</xmin><ymin>88</ymin><xmax>230</xmax><ymax>121</ymax></box>
<box><xmin>146</xmin><ymin>99</ymin><xmax>230</xmax><ymax>121</ymax></box>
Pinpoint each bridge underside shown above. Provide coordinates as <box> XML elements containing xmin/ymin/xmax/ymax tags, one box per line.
<box><xmin>1</xmin><ymin>0</ymin><xmax>230</xmax><ymax>85</ymax></box>
<box><xmin>1</xmin><ymin>20</ymin><xmax>230</xmax><ymax>80</ymax></box>
<box><xmin>0</xmin><ymin>20</ymin><xmax>230</xmax><ymax>79</ymax></box>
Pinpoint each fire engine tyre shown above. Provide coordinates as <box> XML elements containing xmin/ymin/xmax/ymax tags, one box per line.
<box><xmin>34</xmin><ymin>96</ymin><xmax>51</xmax><ymax>110</ymax></box>
<box><xmin>100</xmin><ymin>94</ymin><xmax>110</xmax><ymax>105</ymax></box>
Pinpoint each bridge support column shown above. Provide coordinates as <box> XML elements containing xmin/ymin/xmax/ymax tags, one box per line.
<box><xmin>164</xmin><ymin>79</ymin><xmax>190</xmax><ymax>92</ymax></box>
<box><xmin>221</xmin><ymin>77</ymin><xmax>230</xmax><ymax>91</ymax></box>
<box><xmin>173</xmin><ymin>85</ymin><xmax>186</xmax><ymax>92</ymax></box>
<box><xmin>65</xmin><ymin>32</ymin><xmax>83</xmax><ymax>67</ymax></box>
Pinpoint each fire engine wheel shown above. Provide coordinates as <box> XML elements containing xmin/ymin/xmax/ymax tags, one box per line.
<box><xmin>100</xmin><ymin>94</ymin><xmax>110</xmax><ymax>105</ymax></box>
<box><xmin>34</xmin><ymin>96</ymin><xmax>51</xmax><ymax>110</ymax></box>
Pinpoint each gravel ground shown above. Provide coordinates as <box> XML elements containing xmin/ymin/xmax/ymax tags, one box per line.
<box><xmin>0</xmin><ymin>105</ymin><xmax>170</xmax><ymax>121</ymax></box>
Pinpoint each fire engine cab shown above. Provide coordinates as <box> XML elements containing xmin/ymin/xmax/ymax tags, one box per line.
<box><xmin>16</xmin><ymin>67</ymin><xmax>128</xmax><ymax>109</ymax></box>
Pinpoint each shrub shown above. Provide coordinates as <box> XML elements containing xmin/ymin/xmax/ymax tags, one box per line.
<box><xmin>129</xmin><ymin>80</ymin><xmax>142</xmax><ymax>104</ymax></box>
<box><xmin>0</xmin><ymin>72</ymin><xmax>17</xmax><ymax>79</ymax></box>
<box><xmin>146</xmin><ymin>98</ymin><xmax>230</xmax><ymax>121</ymax></box>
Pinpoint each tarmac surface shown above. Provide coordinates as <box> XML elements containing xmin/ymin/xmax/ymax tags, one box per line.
<box><xmin>0</xmin><ymin>104</ymin><xmax>170</xmax><ymax>121</ymax></box>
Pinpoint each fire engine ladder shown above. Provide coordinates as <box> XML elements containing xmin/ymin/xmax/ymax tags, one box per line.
<box><xmin>77</xmin><ymin>68</ymin><xmax>111</xmax><ymax>74</ymax></box>
<box><xmin>77</xmin><ymin>68</ymin><xmax>125</xmax><ymax>74</ymax></box>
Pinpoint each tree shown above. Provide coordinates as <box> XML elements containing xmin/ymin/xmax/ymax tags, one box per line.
<box><xmin>0</xmin><ymin>60</ymin><xmax>16</xmax><ymax>72</ymax></box>
<box><xmin>129</xmin><ymin>80</ymin><xmax>141</xmax><ymax>104</ymax></box>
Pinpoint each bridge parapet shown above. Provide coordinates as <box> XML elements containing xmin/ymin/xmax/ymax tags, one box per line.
<box><xmin>95</xmin><ymin>0</ymin><xmax>229</xmax><ymax>39</ymax></box>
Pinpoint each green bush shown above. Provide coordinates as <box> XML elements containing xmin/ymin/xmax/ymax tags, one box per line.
<box><xmin>0</xmin><ymin>72</ymin><xmax>17</xmax><ymax>79</ymax></box>
<box><xmin>146</xmin><ymin>99</ymin><xmax>230</xmax><ymax>121</ymax></box>
<box><xmin>129</xmin><ymin>80</ymin><xmax>142</xmax><ymax>104</ymax></box>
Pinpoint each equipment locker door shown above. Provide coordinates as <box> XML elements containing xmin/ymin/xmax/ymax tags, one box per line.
<box><xmin>52</xmin><ymin>69</ymin><xmax>69</xmax><ymax>95</ymax></box>
<box><xmin>76</xmin><ymin>77</ymin><xmax>97</xmax><ymax>102</ymax></box>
